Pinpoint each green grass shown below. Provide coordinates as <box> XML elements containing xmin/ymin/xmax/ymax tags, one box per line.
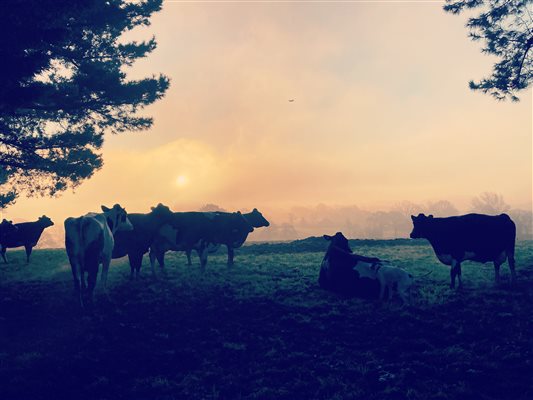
<box><xmin>0</xmin><ymin>240</ymin><xmax>532</xmax><ymax>400</ymax></box>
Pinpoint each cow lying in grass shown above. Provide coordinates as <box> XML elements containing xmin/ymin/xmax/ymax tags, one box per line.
<box><xmin>319</xmin><ymin>232</ymin><xmax>415</xmax><ymax>304</ymax></box>
<box><xmin>319</xmin><ymin>232</ymin><xmax>381</xmax><ymax>299</ymax></box>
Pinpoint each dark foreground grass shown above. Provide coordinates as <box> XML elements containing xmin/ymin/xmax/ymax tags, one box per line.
<box><xmin>0</xmin><ymin>241</ymin><xmax>532</xmax><ymax>400</ymax></box>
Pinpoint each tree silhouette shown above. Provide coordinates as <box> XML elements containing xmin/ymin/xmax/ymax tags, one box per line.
<box><xmin>444</xmin><ymin>0</ymin><xmax>532</xmax><ymax>101</ymax></box>
<box><xmin>426</xmin><ymin>200</ymin><xmax>459</xmax><ymax>217</ymax></box>
<box><xmin>471</xmin><ymin>192</ymin><xmax>511</xmax><ymax>214</ymax></box>
<box><xmin>0</xmin><ymin>0</ymin><xmax>169</xmax><ymax>207</ymax></box>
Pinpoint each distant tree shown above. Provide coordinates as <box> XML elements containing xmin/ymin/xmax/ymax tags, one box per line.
<box><xmin>444</xmin><ymin>0</ymin><xmax>532</xmax><ymax>101</ymax></box>
<box><xmin>471</xmin><ymin>192</ymin><xmax>511</xmax><ymax>214</ymax></box>
<box><xmin>199</xmin><ymin>204</ymin><xmax>227</xmax><ymax>212</ymax></box>
<box><xmin>508</xmin><ymin>209</ymin><xmax>533</xmax><ymax>239</ymax></box>
<box><xmin>426</xmin><ymin>200</ymin><xmax>459</xmax><ymax>217</ymax></box>
<box><xmin>392</xmin><ymin>201</ymin><xmax>424</xmax><ymax>217</ymax></box>
<box><xmin>0</xmin><ymin>0</ymin><xmax>169</xmax><ymax>207</ymax></box>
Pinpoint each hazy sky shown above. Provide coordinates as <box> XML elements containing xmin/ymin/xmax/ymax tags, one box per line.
<box><xmin>5</xmin><ymin>2</ymin><xmax>532</xmax><ymax>229</ymax></box>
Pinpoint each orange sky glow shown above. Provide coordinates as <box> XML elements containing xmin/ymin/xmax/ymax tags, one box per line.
<box><xmin>5</xmin><ymin>2</ymin><xmax>532</xmax><ymax>240</ymax></box>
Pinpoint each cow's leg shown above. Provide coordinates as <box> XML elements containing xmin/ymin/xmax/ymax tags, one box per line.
<box><xmin>101</xmin><ymin>257</ymin><xmax>111</xmax><ymax>290</ymax></box>
<box><xmin>198</xmin><ymin>245</ymin><xmax>208</xmax><ymax>272</ymax></box>
<box><xmin>86</xmin><ymin>265</ymin><xmax>98</xmax><ymax>305</ymax></box>
<box><xmin>1</xmin><ymin>247</ymin><xmax>7</xmax><ymax>263</ymax></box>
<box><xmin>227</xmin><ymin>246</ymin><xmax>234</xmax><ymax>267</ymax></box>
<box><xmin>186</xmin><ymin>249</ymin><xmax>193</xmax><ymax>266</ymax></box>
<box><xmin>149</xmin><ymin>249</ymin><xmax>157</xmax><ymax>276</ymax></box>
<box><xmin>128</xmin><ymin>253</ymin><xmax>143</xmax><ymax>280</ymax></box>
<box><xmin>24</xmin><ymin>245</ymin><xmax>32</xmax><ymax>263</ymax></box>
<box><xmin>69</xmin><ymin>258</ymin><xmax>84</xmax><ymax>307</ymax></box>
<box><xmin>507</xmin><ymin>251</ymin><xmax>517</xmax><ymax>284</ymax></box>
<box><xmin>493</xmin><ymin>261</ymin><xmax>502</xmax><ymax>285</ymax></box>
<box><xmin>456</xmin><ymin>263</ymin><xmax>463</xmax><ymax>289</ymax></box>
<box><xmin>450</xmin><ymin>259</ymin><xmax>458</xmax><ymax>289</ymax></box>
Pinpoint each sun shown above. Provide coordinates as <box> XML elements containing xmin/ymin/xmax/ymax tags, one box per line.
<box><xmin>175</xmin><ymin>175</ymin><xmax>188</xmax><ymax>187</ymax></box>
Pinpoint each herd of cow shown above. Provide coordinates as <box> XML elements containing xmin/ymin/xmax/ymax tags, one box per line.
<box><xmin>0</xmin><ymin>206</ymin><xmax>518</xmax><ymax>307</ymax></box>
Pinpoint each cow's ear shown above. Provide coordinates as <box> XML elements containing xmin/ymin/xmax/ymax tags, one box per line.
<box><xmin>237</xmin><ymin>211</ymin><xmax>242</xmax><ymax>215</ymax></box>
<box><xmin>411</xmin><ymin>215</ymin><xmax>415</xmax><ymax>220</ymax></box>
<box><xmin>253</xmin><ymin>208</ymin><xmax>258</xmax><ymax>212</ymax></box>
<box><xmin>428</xmin><ymin>214</ymin><xmax>434</xmax><ymax>218</ymax></box>
<box><xmin>323</xmin><ymin>234</ymin><xmax>332</xmax><ymax>241</ymax></box>
<box><xmin>101</xmin><ymin>205</ymin><xmax>111</xmax><ymax>212</ymax></box>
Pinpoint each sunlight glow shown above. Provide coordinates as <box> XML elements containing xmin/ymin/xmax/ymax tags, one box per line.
<box><xmin>175</xmin><ymin>175</ymin><xmax>188</xmax><ymax>187</ymax></box>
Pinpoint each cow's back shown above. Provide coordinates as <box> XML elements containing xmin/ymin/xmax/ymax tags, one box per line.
<box><xmin>3</xmin><ymin>221</ymin><xmax>40</xmax><ymax>247</ymax></box>
<box><xmin>429</xmin><ymin>214</ymin><xmax>516</xmax><ymax>262</ymax></box>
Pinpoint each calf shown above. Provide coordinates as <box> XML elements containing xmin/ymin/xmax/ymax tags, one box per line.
<box><xmin>410</xmin><ymin>213</ymin><xmax>516</xmax><ymax>288</ymax></box>
<box><xmin>1</xmin><ymin>216</ymin><xmax>54</xmax><ymax>263</ymax></box>
<box><xmin>65</xmin><ymin>204</ymin><xmax>133</xmax><ymax>306</ymax></box>
<box><xmin>371</xmin><ymin>264</ymin><xmax>414</xmax><ymax>305</ymax></box>
<box><xmin>111</xmin><ymin>203</ymin><xmax>173</xmax><ymax>279</ymax></box>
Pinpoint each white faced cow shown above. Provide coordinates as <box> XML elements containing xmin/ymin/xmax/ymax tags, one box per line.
<box><xmin>410</xmin><ymin>213</ymin><xmax>517</xmax><ymax>289</ymax></box>
<box><xmin>65</xmin><ymin>204</ymin><xmax>133</xmax><ymax>306</ymax></box>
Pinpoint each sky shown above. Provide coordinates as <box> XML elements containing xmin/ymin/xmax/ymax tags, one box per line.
<box><xmin>4</xmin><ymin>1</ymin><xmax>532</xmax><ymax>236</ymax></box>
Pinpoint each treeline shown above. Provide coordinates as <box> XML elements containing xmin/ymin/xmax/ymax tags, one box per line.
<box><xmin>24</xmin><ymin>193</ymin><xmax>533</xmax><ymax>248</ymax></box>
<box><xmin>251</xmin><ymin>195</ymin><xmax>533</xmax><ymax>241</ymax></box>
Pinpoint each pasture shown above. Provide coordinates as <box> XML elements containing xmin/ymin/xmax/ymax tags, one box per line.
<box><xmin>0</xmin><ymin>238</ymin><xmax>532</xmax><ymax>400</ymax></box>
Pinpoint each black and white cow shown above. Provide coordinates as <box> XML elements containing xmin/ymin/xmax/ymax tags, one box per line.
<box><xmin>65</xmin><ymin>204</ymin><xmax>133</xmax><ymax>306</ymax></box>
<box><xmin>319</xmin><ymin>232</ymin><xmax>381</xmax><ymax>298</ymax></box>
<box><xmin>111</xmin><ymin>203</ymin><xmax>173</xmax><ymax>279</ymax></box>
<box><xmin>185</xmin><ymin>209</ymin><xmax>264</xmax><ymax>266</ymax></box>
<box><xmin>0</xmin><ymin>216</ymin><xmax>54</xmax><ymax>263</ymax></box>
<box><xmin>410</xmin><ymin>213</ymin><xmax>517</xmax><ymax>288</ymax></box>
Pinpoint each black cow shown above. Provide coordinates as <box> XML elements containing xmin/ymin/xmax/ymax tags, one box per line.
<box><xmin>112</xmin><ymin>203</ymin><xmax>174</xmax><ymax>279</ymax></box>
<box><xmin>1</xmin><ymin>216</ymin><xmax>54</xmax><ymax>263</ymax></box>
<box><xmin>149</xmin><ymin>212</ymin><xmax>218</xmax><ymax>272</ymax></box>
<box><xmin>410</xmin><ymin>213</ymin><xmax>517</xmax><ymax>288</ymax></box>
<box><xmin>185</xmin><ymin>208</ymin><xmax>267</xmax><ymax>266</ymax></box>
<box><xmin>319</xmin><ymin>232</ymin><xmax>381</xmax><ymax>298</ymax></box>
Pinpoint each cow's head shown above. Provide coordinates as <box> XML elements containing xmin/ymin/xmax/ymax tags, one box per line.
<box><xmin>38</xmin><ymin>215</ymin><xmax>54</xmax><ymax>228</ymax></box>
<box><xmin>409</xmin><ymin>213</ymin><xmax>433</xmax><ymax>239</ymax></box>
<box><xmin>101</xmin><ymin>204</ymin><xmax>133</xmax><ymax>234</ymax></box>
<box><xmin>323</xmin><ymin>232</ymin><xmax>352</xmax><ymax>253</ymax></box>
<box><xmin>234</xmin><ymin>211</ymin><xmax>254</xmax><ymax>234</ymax></box>
<box><xmin>150</xmin><ymin>203</ymin><xmax>173</xmax><ymax>222</ymax></box>
<box><xmin>246</xmin><ymin>208</ymin><xmax>270</xmax><ymax>228</ymax></box>
<box><xmin>0</xmin><ymin>219</ymin><xmax>18</xmax><ymax>240</ymax></box>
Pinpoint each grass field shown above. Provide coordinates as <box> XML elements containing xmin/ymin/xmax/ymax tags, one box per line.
<box><xmin>0</xmin><ymin>238</ymin><xmax>532</xmax><ymax>400</ymax></box>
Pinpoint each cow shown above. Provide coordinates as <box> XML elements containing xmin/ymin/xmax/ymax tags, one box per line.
<box><xmin>149</xmin><ymin>211</ymin><xmax>251</xmax><ymax>272</ymax></box>
<box><xmin>0</xmin><ymin>216</ymin><xmax>54</xmax><ymax>263</ymax></box>
<box><xmin>319</xmin><ymin>232</ymin><xmax>381</xmax><ymax>298</ymax></box>
<box><xmin>184</xmin><ymin>209</ymin><xmax>264</xmax><ymax>266</ymax></box>
<box><xmin>111</xmin><ymin>203</ymin><xmax>173</xmax><ymax>279</ymax></box>
<box><xmin>410</xmin><ymin>213</ymin><xmax>517</xmax><ymax>289</ymax></box>
<box><xmin>65</xmin><ymin>204</ymin><xmax>133</xmax><ymax>306</ymax></box>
